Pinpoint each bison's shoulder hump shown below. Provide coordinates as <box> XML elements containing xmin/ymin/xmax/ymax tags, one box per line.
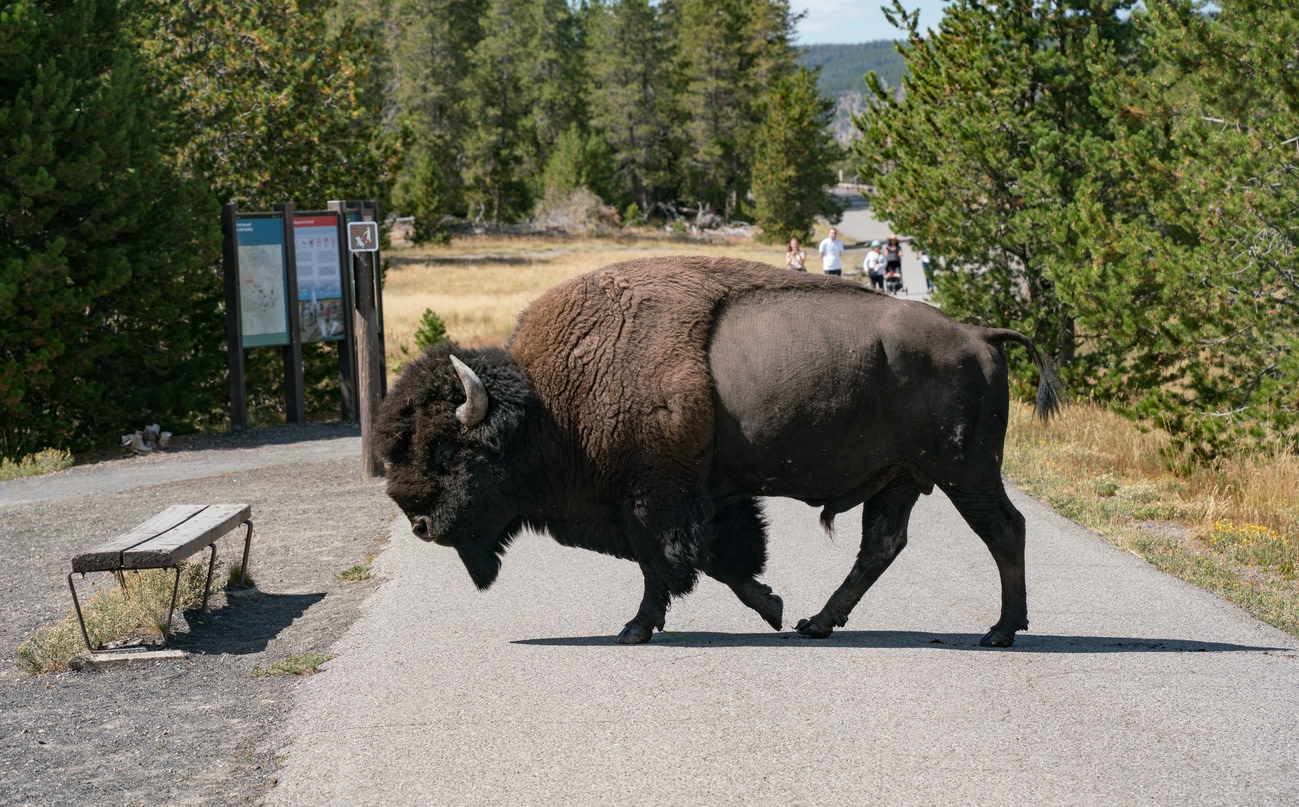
<box><xmin>508</xmin><ymin>256</ymin><xmax>823</xmax><ymax>478</ymax></box>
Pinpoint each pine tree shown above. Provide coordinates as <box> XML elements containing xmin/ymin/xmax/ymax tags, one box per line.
<box><xmin>585</xmin><ymin>0</ymin><xmax>681</xmax><ymax>213</ymax></box>
<box><xmin>540</xmin><ymin>124</ymin><xmax>616</xmax><ymax>202</ymax></box>
<box><xmin>751</xmin><ymin>66</ymin><xmax>844</xmax><ymax>242</ymax></box>
<box><xmin>667</xmin><ymin>0</ymin><xmax>799</xmax><ymax>217</ymax></box>
<box><xmin>463</xmin><ymin>0</ymin><xmax>583</xmax><ymax>222</ymax></box>
<box><xmin>385</xmin><ymin>0</ymin><xmax>487</xmax><ymax>240</ymax></box>
<box><xmin>1067</xmin><ymin>0</ymin><xmax>1299</xmax><ymax>458</ymax></box>
<box><xmin>1</xmin><ymin>0</ymin><xmax>223</xmax><ymax>457</ymax></box>
<box><xmin>855</xmin><ymin>0</ymin><xmax>1137</xmax><ymax>371</ymax></box>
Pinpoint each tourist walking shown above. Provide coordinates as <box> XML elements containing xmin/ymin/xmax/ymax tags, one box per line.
<box><xmin>818</xmin><ymin>228</ymin><xmax>844</xmax><ymax>276</ymax></box>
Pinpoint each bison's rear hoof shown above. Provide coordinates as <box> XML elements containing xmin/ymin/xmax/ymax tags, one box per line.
<box><xmin>759</xmin><ymin>594</ymin><xmax>783</xmax><ymax>631</ymax></box>
<box><xmin>978</xmin><ymin>628</ymin><xmax>1016</xmax><ymax>648</ymax></box>
<box><xmin>616</xmin><ymin>623</ymin><xmax>654</xmax><ymax>644</ymax></box>
<box><xmin>795</xmin><ymin>617</ymin><xmax>834</xmax><ymax>639</ymax></box>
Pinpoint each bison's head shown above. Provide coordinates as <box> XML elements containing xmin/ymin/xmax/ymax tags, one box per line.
<box><xmin>376</xmin><ymin>342</ymin><xmax>540</xmax><ymax>589</ymax></box>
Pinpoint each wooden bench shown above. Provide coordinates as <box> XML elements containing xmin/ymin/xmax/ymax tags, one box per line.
<box><xmin>68</xmin><ymin>504</ymin><xmax>254</xmax><ymax>654</ymax></box>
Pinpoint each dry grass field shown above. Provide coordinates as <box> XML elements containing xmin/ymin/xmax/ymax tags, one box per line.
<box><xmin>382</xmin><ymin>232</ymin><xmax>785</xmax><ymax>357</ymax></box>
<box><xmin>1007</xmin><ymin>401</ymin><xmax>1298</xmax><ymax>635</ymax></box>
<box><xmin>382</xmin><ymin>232</ymin><xmax>1298</xmax><ymax>637</ymax></box>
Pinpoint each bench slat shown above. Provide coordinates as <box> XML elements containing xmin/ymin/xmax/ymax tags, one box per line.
<box><xmin>72</xmin><ymin>504</ymin><xmax>252</xmax><ymax>573</ymax></box>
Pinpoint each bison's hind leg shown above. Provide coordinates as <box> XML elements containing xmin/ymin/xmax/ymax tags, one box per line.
<box><xmin>942</xmin><ymin>479</ymin><xmax>1029</xmax><ymax>648</ymax></box>
<box><xmin>796</xmin><ymin>475</ymin><xmax>921</xmax><ymax>639</ymax></box>
<box><xmin>703</xmin><ymin>497</ymin><xmax>783</xmax><ymax>631</ymax></box>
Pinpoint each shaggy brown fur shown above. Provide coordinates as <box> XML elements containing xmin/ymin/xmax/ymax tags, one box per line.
<box><xmin>509</xmin><ymin>257</ymin><xmax>846</xmax><ymax>487</ymax></box>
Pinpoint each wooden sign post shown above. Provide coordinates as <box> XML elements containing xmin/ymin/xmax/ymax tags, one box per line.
<box><xmin>339</xmin><ymin>207</ymin><xmax>386</xmax><ymax>477</ymax></box>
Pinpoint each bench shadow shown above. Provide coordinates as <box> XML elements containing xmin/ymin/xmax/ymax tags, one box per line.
<box><xmin>171</xmin><ymin>592</ymin><xmax>325</xmax><ymax>656</ymax></box>
<box><xmin>515</xmin><ymin>630</ymin><xmax>1290</xmax><ymax>654</ymax></box>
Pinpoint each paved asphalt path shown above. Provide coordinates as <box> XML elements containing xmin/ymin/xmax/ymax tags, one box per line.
<box><xmin>0</xmin><ymin>435</ymin><xmax>360</xmax><ymax>510</ymax></box>
<box><xmin>269</xmin><ymin>483</ymin><xmax>1297</xmax><ymax>805</ymax></box>
<box><xmin>265</xmin><ymin>212</ymin><xmax>1297</xmax><ymax>803</ymax></box>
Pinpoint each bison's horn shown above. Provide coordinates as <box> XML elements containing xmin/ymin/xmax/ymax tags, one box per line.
<box><xmin>450</xmin><ymin>355</ymin><xmax>489</xmax><ymax>428</ymax></box>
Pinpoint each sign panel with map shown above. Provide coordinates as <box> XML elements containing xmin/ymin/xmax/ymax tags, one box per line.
<box><xmin>293</xmin><ymin>213</ymin><xmax>345</xmax><ymax>344</ymax></box>
<box><xmin>234</xmin><ymin>215</ymin><xmax>291</xmax><ymax>347</ymax></box>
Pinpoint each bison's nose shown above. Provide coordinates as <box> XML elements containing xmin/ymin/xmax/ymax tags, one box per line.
<box><xmin>410</xmin><ymin>516</ymin><xmax>435</xmax><ymax>541</ymax></box>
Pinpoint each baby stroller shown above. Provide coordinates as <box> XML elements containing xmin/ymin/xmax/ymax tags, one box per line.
<box><xmin>884</xmin><ymin>266</ymin><xmax>905</xmax><ymax>295</ymax></box>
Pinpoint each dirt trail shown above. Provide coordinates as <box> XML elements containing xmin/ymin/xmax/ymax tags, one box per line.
<box><xmin>0</xmin><ymin>423</ymin><xmax>399</xmax><ymax>806</ymax></box>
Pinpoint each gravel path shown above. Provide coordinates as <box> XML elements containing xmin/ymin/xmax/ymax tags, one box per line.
<box><xmin>0</xmin><ymin>423</ymin><xmax>399</xmax><ymax>805</ymax></box>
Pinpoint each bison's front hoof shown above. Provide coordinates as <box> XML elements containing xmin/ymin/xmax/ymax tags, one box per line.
<box><xmin>795</xmin><ymin>617</ymin><xmax>834</xmax><ymax>639</ymax></box>
<box><xmin>759</xmin><ymin>594</ymin><xmax>784</xmax><ymax>631</ymax></box>
<box><xmin>978</xmin><ymin>628</ymin><xmax>1016</xmax><ymax>648</ymax></box>
<box><xmin>616</xmin><ymin>623</ymin><xmax>655</xmax><ymax>644</ymax></box>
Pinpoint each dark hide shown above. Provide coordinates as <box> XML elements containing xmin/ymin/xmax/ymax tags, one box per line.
<box><xmin>377</xmin><ymin>346</ymin><xmax>538</xmax><ymax>589</ymax></box>
<box><xmin>377</xmin><ymin>257</ymin><xmax>1062</xmax><ymax>646</ymax></box>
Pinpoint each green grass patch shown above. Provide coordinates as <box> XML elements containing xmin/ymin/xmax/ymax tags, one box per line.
<box><xmin>335</xmin><ymin>564</ymin><xmax>372</xmax><ymax>582</ymax></box>
<box><xmin>1206</xmin><ymin>521</ymin><xmax>1296</xmax><ymax>579</ymax></box>
<box><xmin>249</xmin><ymin>651</ymin><xmax>334</xmax><ymax>678</ymax></box>
<box><xmin>335</xmin><ymin>554</ymin><xmax>378</xmax><ymax>583</ymax></box>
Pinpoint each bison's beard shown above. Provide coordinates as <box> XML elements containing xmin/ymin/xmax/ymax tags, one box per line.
<box><xmin>454</xmin><ymin>530</ymin><xmax>516</xmax><ymax>590</ymax></box>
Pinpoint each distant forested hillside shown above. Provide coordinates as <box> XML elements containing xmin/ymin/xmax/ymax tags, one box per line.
<box><xmin>798</xmin><ymin>42</ymin><xmax>906</xmax><ymax>143</ymax></box>
<box><xmin>799</xmin><ymin>42</ymin><xmax>905</xmax><ymax>96</ymax></box>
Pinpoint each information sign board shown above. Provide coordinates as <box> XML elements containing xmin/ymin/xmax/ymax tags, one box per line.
<box><xmin>293</xmin><ymin>213</ymin><xmax>345</xmax><ymax>344</ymax></box>
<box><xmin>234</xmin><ymin>215</ymin><xmax>291</xmax><ymax>347</ymax></box>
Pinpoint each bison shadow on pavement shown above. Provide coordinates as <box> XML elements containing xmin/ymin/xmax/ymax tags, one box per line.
<box><xmin>515</xmin><ymin>630</ymin><xmax>1289</xmax><ymax>654</ymax></box>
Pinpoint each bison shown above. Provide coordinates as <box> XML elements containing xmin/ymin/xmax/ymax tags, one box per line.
<box><xmin>377</xmin><ymin>256</ymin><xmax>1062</xmax><ymax>647</ymax></box>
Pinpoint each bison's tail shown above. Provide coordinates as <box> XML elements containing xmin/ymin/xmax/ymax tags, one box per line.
<box><xmin>985</xmin><ymin>328</ymin><xmax>1064</xmax><ymax>423</ymax></box>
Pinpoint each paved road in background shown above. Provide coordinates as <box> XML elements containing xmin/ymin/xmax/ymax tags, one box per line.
<box><xmin>0</xmin><ymin>435</ymin><xmax>361</xmax><ymax>510</ymax></box>
<box><xmin>835</xmin><ymin>188</ymin><xmax>931</xmax><ymax>297</ymax></box>
<box><xmin>268</xmin><ymin>484</ymin><xmax>1297</xmax><ymax>804</ymax></box>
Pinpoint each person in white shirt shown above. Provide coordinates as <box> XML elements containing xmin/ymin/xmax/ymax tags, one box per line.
<box><xmin>919</xmin><ymin>250</ymin><xmax>934</xmax><ymax>291</ymax></box>
<box><xmin>818</xmin><ymin>227</ymin><xmax>844</xmax><ymax>276</ymax></box>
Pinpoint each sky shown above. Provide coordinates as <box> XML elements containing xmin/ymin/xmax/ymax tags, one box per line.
<box><xmin>793</xmin><ymin>0</ymin><xmax>951</xmax><ymax>45</ymax></box>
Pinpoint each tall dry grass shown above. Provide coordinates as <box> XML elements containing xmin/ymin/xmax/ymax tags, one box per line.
<box><xmin>1007</xmin><ymin>400</ymin><xmax>1297</xmax><ymax>634</ymax></box>
<box><xmin>1007</xmin><ymin>400</ymin><xmax>1299</xmax><ymax>536</ymax></box>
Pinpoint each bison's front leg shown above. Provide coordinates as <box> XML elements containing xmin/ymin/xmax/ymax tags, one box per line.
<box><xmin>617</xmin><ymin>563</ymin><xmax>670</xmax><ymax>644</ymax></box>
<box><xmin>797</xmin><ymin>477</ymin><xmax>921</xmax><ymax>639</ymax></box>
<box><xmin>704</xmin><ymin>497</ymin><xmax>782</xmax><ymax>631</ymax></box>
<box><xmin>615</xmin><ymin>491</ymin><xmax>708</xmax><ymax>644</ymax></box>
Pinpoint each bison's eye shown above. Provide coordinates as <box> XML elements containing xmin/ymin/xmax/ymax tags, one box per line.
<box><xmin>437</xmin><ymin>446</ymin><xmax>456</xmax><ymax>469</ymax></box>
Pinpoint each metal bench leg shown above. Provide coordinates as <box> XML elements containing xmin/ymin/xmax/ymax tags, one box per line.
<box><xmin>157</xmin><ymin>541</ymin><xmax>222</xmax><ymax>648</ymax></box>
<box><xmin>161</xmin><ymin>564</ymin><xmax>185</xmax><ymax>646</ymax></box>
<box><xmin>68</xmin><ymin>573</ymin><xmax>95</xmax><ymax>654</ymax></box>
<box><xmin>236</xmin><ymin>519</ymin><xmax>254</xmax><ymax>588</ymax></box>
<box><xmin>200</xmin><ymin>542</ymin><xmax>219</xmax><ymax>611</ymax></box>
